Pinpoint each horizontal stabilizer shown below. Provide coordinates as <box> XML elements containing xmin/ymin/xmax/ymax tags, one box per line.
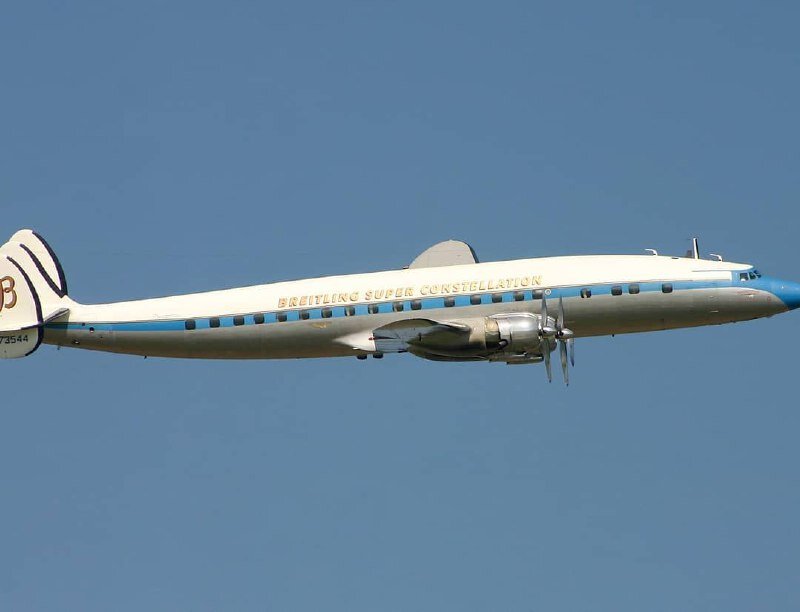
<box><xmin>0</xmin><ymin>306</ymin><xmax>70</xmax><ymax>332</ymax></box>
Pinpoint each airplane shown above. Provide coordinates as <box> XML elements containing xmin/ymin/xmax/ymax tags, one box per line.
<box><xmin>1</xmin><ymin>229</ymin><xmax>799</xmax><ymax>384</ymax></box>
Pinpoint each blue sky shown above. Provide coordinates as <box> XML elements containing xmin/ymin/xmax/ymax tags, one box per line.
<box><xmin>1</xmin><ymin>2</ymin><xmax>799</xmax><ymax>610</ymax></box>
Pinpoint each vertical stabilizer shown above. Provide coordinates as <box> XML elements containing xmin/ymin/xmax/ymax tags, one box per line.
<box><xmin>0</xmin><ymin>229</ymin><xmax>73</xmax><ymax>357</ymax></box>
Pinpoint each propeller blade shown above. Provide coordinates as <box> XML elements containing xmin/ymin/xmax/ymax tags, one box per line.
<box><xmin>559</xmin><ymin>339</ymin><xmax>569</xmax><ymax>386</ymax></box>
<box><xmin>542</xmin><ymin>339</ymin><xmax>552</xmax><ymax>383</ymax></box>
<box><xmin>539</xmin><ymin>293</ymin><xmax>559</xmax><ymax>337</ymax></box>
<box><xmin>557</xmin><ymin>295</ymin><xmax>565</xmax><ymax>332</ymax></box>
<box><xmin>541</xmin><ymin>293</ymin><xmax>548</xmax><ymax>326</ymax></box>
<box><xmin>568</xmin><ymin>337</ymin><xmax>575</xmax><ymax>367</ymax></box>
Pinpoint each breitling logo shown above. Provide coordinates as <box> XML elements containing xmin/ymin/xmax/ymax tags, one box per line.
<box><xmin>0</xmin><ymin>276</ymin><xmax>17</xmax><ymax>312</ymax></box>
<box><xmin>278</xmin><ymin>291</ymin><xmax>362</xmax><ymax>309</ymax></box>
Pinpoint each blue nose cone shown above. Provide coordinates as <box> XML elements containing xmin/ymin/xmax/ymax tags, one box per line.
<box><xmin>772</xmin><ymin>279</ymin><xmax>800</xmax><ymax>310</ymax></box>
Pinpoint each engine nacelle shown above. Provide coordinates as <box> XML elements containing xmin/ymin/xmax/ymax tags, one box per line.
<box><xmin>484</xmin><ymin>313</ymin><xmax>541</xmax><ymax>353</ymax></box>
<box><xmin>403</xmin><ymin>313</ymin><xmax>543</xmax><ymax>361</ymax></box>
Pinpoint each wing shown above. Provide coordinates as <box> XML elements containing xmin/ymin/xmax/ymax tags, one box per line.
<box><xmin>371</xmin><ymin>318</ymin><xmax>472</xmax><ymax>353</ymax></box>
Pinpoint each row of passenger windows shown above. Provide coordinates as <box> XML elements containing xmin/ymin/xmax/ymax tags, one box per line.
<box><xmin>583</xmin><ymin>283</ymin><xmax>672</xmax><ymax>297</ymax></box>
<box><xmin>183</xmin><ymin>291</ymin><xmax>533</xmax><ymax>329</ymax></box>
<box><xmin>183</xmin><ymin>284</ymin><xmax>677</xmax><ymax>330</ymax></box>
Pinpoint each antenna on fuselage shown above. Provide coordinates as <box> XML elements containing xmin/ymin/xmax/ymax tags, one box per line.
<box><xmin>644</xmin><ymin>248</ymin><xmax>658</xmax><ymax>256</ymax></box>
<box><xmin>709</xmin><ymin>253</ymin><xmax>724</xmax><ymax>261</ymax></box>
<box><xmin>685</xmin><ymin>237</ymin><xmax>700</xmax><ymax>259</ymax></box>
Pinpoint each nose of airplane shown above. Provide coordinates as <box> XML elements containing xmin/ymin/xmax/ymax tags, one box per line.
<box><xmin>772</xmin><ymin>279</ymin><xmax>800</xmax><ymax>310</ymax></box>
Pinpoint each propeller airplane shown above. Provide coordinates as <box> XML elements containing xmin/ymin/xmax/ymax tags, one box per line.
<box><xmin>1</xmin><ymin>230</ymin><xmax>798</xmax><ymax>385</ymax></box>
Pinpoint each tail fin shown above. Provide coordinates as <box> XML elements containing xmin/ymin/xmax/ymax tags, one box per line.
<box><xmin>0</xmin><ymin>229</ymin><xmax>73</xmax><ymax>358</ymax></box>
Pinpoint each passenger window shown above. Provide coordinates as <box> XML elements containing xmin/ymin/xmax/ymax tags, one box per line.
<box><xmin>368</xmin><ymin>304</ymin><xmax>379</xmax><ymax>314</ymax></box>
<box><xmin>580</xmin><ymin>288</ymin><xmax>592</xmax><ymax>299</ymax></box>
<box><xmin>345</xmin><ymin>306</ymin><xmax>355</xmax><ymax>316</ymax></box>
<box><xmin>393</xmin><ymin>301</ymin><xmax>404</xmax><ymax>312</ymax></box>
<box><xmin>321</xmin><ymin>308</ymin><xmax>332</xmax><ymax>318</ymax></box>
<box><xmin>300</xmin><ymin>310</ymin><xmax>310</xmax><ymax>320</ymax></box>
<box><xmin>513</xmin><ymin>291</ymin><xmax>525</xmax><ymax>301</ymax></box>
<box><xmin>277</xmin><ymin>312</ymin><xmax>287</xmax><ymax>322</ymax></box>
<box><xmin>611</xmin><ymin>285</ymin><xmax>622</xmax><ymax>296</ymax></box>
<box><xmin>444</xmin><ymin>296</ymin><xmax>455</xmax><ymax>307</ymax></box>
<box><xmin>470</xmin><ymin>295</ymin><xmax>481</xmax><ymax>305</ymax></box>
<box><xmin>491</xmin><ymin>293</ymin><xmax>503</xmax><ymax>303</ymax></box>
<box><xmin>233</xmin><ymin>315</ymin><xmax>244</xmax><ymax>326</ymax></box>
<box><xmin>533</xmin><ymin>289</ymin><xmax>544</xmax><ymax>300</ymax></box>
<box><xmin>662</xmin><ymin>283</ymin><xmax>673</xmax><ymax>293</ymax></box>
<box><xmin>740</xmin><ymin>272</ymin><xmax>749</xmax><ymax>281</ymax></box>
<box><xmin>411</xmin><ymin>300</ymin><xmax>422</xmax><ymax>310</ymax></box>
<box><xmin>185</xmin><ymin>319</ymin><xmax>196</xmax><ymax>330</ymax></box>
<box><xmin>210</xmin><ymin>317</ymin><xmax>220</xmax><ymax>328</ymax></box>
<box><xmin>253</xmin><ymin>313</ymin><xmax>265</xmax><ymax>324</ymax></box>
<box><xmin>628</xmin><ymin>284</ymin><xmax>640</xmax><ymax>295</ymax></box>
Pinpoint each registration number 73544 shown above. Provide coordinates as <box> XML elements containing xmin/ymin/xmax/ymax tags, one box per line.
<box><xmin>1</xmin><ymin>335</ymin><xmax>29</xmax><ymax>344</ymax></box>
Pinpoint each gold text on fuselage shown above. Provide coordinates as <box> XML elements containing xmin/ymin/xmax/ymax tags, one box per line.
<box><xmin>277</xmin><ymin>275</ymin><xmax>543</xmax><ymax>309</ymax></box>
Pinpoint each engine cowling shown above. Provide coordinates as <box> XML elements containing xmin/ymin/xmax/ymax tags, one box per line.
<box><xmin>402</xmin><ymin>313</ymin><xmax>543</xmax><ymax>361</ymax></box>
<box><xmin>484</xmin><ymin>313</ymin><xmax>542</xmax><ymax>353</ymax></box>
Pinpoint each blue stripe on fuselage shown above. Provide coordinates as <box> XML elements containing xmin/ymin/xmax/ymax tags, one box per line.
<box><xmin>44</xmin><ymin>276</ymin><xmax>753</xmax><ymax>333</ymax></box>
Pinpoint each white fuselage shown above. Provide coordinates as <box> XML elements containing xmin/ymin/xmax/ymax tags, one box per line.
<box><xmin>43</xmin><ymin>254</ymin><xmax>788</xmax><ymax>360</ymax></box>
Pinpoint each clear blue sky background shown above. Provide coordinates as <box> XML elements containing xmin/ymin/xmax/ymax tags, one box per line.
<box><xmin>1</xmin><ymin>2</ymin><xmax>799</xmax><ymax>610</ymax></box>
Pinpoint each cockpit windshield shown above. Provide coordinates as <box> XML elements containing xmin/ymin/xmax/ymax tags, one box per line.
<box><xmin>739</xmin><ymin>269</ymin><xmax>762</xmax><ymax>281</ymax></box>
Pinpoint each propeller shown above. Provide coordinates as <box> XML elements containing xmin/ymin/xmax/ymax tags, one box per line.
<box><xmin>538</xmin><ymin>295</ymin><xmax>556</xmax><ymax>383</ymax></box>
<box><xmin>539</xmin><ymin>294</ymin><xmax>575</xmax><ymax>385</ymax></box>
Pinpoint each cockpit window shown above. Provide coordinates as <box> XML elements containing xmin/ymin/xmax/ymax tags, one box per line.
<box><xmin>739</xmin><ymin>272</ymin><xmax>749</xmax><ymax>281</ymax></box>
<box><xmin>752</xmin><ymin>269</ymin><xmax>762</xmax><ymax>278</ymax></box>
